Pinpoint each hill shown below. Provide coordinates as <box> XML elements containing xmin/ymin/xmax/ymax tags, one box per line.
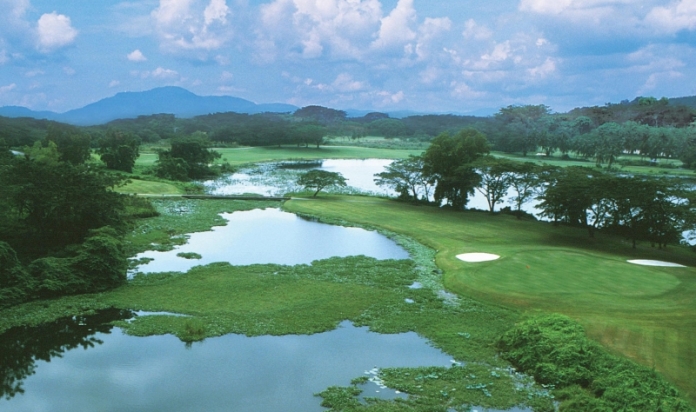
<box><xmin>0</xmin><ymin>87</ymin><xmax>298</xmax><ymax>126</ymax></box>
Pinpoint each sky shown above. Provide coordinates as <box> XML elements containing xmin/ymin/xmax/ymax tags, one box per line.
<box><xmin>1</xmin><ymin>0</ymin><xmax>696</xmax><ymax>115</ymax></box>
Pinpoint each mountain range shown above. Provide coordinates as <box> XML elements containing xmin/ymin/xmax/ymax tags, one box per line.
<box><xmin>0</xmin><ymin>87</ymin><xmax>299</xmax><ymax>126</ymax></box>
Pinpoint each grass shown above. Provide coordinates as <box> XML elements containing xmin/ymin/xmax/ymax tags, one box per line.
<box><xmin>282</xmin><ymin>195</ymin><xmax>696</xmax><ymax>404</ymax></box>
<box><xmin>135</xmin><ymin>145</ymin><xmax>423</xmax><ymax>168</ymax></box>
<box><xmin>493</xmin><ymin>151</ymin><xmax>696</xmax><ymax>177</ymax></box>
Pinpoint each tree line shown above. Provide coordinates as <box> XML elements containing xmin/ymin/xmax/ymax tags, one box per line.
<box><xmin>375</xmin><ymin>129</ymin><xmax>695</xmax><ymax>248</ymax></box>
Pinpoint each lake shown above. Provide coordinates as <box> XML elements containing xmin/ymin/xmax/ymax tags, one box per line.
<box><xmin>131</xmin><ymin>208</ymin><xmax>409</xmax><ymax>274</ymax></box>
<box><xmin>0</xmin><ymin>311</ymin><xmax>454</xmax><ymax>412</ymax></box>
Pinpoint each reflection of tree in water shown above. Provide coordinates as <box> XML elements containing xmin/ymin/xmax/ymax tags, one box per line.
<box><xmin>0</xmin><ymin>308</ymin><xmax>133</xmax><ymax>400</ymax></box>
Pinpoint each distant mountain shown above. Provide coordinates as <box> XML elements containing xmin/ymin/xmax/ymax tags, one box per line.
<box><xmin>0</xmin><ymin>106</ymin><xmax>61</xmax><ymax>121</ymax></box>
<box><xmin>0</xmin><ymin>87</ymin><xmax>298</xmax><ymax>126</ymax></box>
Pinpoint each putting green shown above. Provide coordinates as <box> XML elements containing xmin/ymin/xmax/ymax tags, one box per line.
<box><xmin>462</xmin><ymin>249</ymin><xmax>681</xmax><ymax>297</ymax></box>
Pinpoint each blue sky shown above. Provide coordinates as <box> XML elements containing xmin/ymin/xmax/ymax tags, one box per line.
<box><xmin>0</xmin><ymin>0</ymin><xmax>695</xmax><ymax>115</ymax></box>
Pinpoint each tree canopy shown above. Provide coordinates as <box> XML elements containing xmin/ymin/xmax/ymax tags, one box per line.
<box><xmin>297</xmin><ymin>170</ymin><xmax>347</xmax><ymax>197</ymax></box>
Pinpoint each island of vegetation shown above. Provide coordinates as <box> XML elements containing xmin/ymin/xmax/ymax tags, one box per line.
<box><xmin>1</xmin><ymin>97</ymin><xmax>695</xmax><ymax>411</ymax></box>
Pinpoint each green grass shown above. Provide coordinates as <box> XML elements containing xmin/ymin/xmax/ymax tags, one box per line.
<box><xmin>116</xmin><ymin>178</ymin><xmax>182</xmax><ymax>195</ymax></box>
<box><xmin>135</xmin><ymin>145</ymin><xmax>423</xmax><ymax>168</ymax></box>
<box><xmin>282</xmin><ymin>195</ymin><xmax>696</xmax><ymax>404</ymax></box>
<box><xmin>493</xmin><ymin>151</ymin><xmax>696</xmax><ymax>176</ymax></box>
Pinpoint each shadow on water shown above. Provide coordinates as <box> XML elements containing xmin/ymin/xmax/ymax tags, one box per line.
<box><xmin>0</xmin><ymin>309</ymin><xmax>133</xmax><ymax>400</ymax></box>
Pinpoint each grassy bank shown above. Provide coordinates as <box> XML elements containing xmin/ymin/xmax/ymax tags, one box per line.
<box><xmin>282</xmin><ymin>195</ymin><xmax>696</xmax><ymax>404</ymax></box>
<box><xmin>135</xmin><ymin>145</ymin><xmax>423</xmax><ymax>168</ymax></box>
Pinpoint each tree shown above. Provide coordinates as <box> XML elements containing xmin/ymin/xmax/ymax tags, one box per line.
<box><xmin>155</xmin><ymin>134</ymin><xmax>221</xmax><ymax>180</ymax></box>
<box><xmin>0</xmin><ymin>157</ymin><xmax>125</xmax><ymax>254</ymax></box>
<box><xmin>494</xmin><ymin>105</ymin><xmax>551</xmax><ymax>156</ymax></box>
<box><xmin>98</xmin><ymin>130</ymin><xmax>141</xmax><ymax>173</ymax></box>
<box><xmin>472</xmin><ymin>157</ymin><xmax>515</xmax><ymax>213</ymax></box>
<box><xmin>297</xmin><ymin>170</ymin><xmax>347</xmax><ymax>197</ymax></box>
<box><xmin>44</xmin><ymin>124</ymin><xmax>91</xmax><ymax>165</ymax></box>
<box><xmin>422</xmin><ymin>129</ymin><xmax>490</xmax><ymax>209</ymax></box>
<box><xmin>374</xmin><ymin>155</ymin><xmax>432</xmax><ymax>201</ymax></box>
<box><xmin>506</xmin><ymin>162</ymin><xmax>541</xmax><ymax>218</ymax></box>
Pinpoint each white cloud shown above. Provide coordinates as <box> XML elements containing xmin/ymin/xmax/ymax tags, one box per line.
<box><xmin>332</xmin><ymin>73</ymin><xmax>367</xmax><ymax>92</ymax></box>
<box><xmin>527</xmin><ymin>57</ymin><xmax>557</xmax><ymax>78</ymax></box>
<box><xmin>37</xmin><ymin>12</ymin><xmax>78</xmax><ymax>52</ymax></box>
<box><xmin>220</xmin><ymin>70</ymin><xmax>233</xmax><ymax>81</ymax></box>
<box><xmin>131</xmin><ymin>67</ymin><xmax>180</xmax><ymax>79</ymax></box>
<box><xmin>0</xmin><ymin>83</ymin><xmax>17</xmax><ymax>94</ymax></box>
<box><xmin>645</xmin><ymin>0</ymin><xmax>696</xmax><ymax>34</ymax></box>
<box><xmin>24</xmin><ymin>69</ymin><xmax>44</xmax><ymax>77</ymax></box>
<box><xmin>258</xmin><ymin>0</ymin><xmax>383</xmax><ymax>60</ymax></box>
<box><xmin>63</xmin><ymin>66</ymin><xmax>76</xmax><ymax>75</ymax></box>
<box><xmin>371</xmin><ymin>0</ymin><xmax>417</xmax><ymax>50</ymax></box>
<box><xmin>109</xmin><ymin>80</ymin><xmax>121</xmax><ymax>88</ymax></box>
<box><xmin>151</xmin><ymin>66</ymin><xmax>179</xmax><ymax>78</ymax></box>
<box><xmin>377</xmin><ymin>90</ymin><xmax>405</xmax><ymax>105</ymax></box>
<box><xmin>463</xmin><ymin>19</ymin><xmax>492</xmax><ymax>40</ymax></box>
<box><xmin>127</xmin><ymin>49</ymin><xmax>147</xmax><ymax>61</ymax></box>
<box><xmin>151</xmin><ymin>0</ymin><xmax>232</xmax><ymax>53</ymax></box>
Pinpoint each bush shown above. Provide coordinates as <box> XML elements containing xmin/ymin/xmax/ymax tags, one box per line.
<box><xmin>498</xmin><ymin>315</ymin><xmax>693</xmax><ymax>411</ymax></box>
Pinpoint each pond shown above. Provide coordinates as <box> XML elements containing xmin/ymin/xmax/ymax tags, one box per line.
<box><xmin>205</xmin><ymin>159</ymin><xmax>396</xmax><ymax>197</ymax></box>
<box><xmin>132</xmin><ymin>208</ymin><xmax>409</xmax><ymax>274</ymax></box>
<box><xmin>205</xmin><ymin>159</ymin><xmax>544</xmax><ymax>215</ymax></box>
<box><xmin>0</xmin><ymin>311</ymin><xmax>454</xmax><ymax>412</ymax></box>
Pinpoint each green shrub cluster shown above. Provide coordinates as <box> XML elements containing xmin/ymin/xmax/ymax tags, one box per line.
<box><xmin>0</xmin><ymin>227</ymin><xmax>127</xmax><ymax>308</ymax></box>
<box><xmin>498</xmin><ymin>315</ymin><xmax>694</xmax><ymax>411</ymax></box>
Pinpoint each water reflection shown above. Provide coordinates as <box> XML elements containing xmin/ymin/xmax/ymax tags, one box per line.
<box><xmin>132</xmin><ymin>208</ymin><xmax>409</xmax><ymax>274</ymax></box>
<box><xmin>0</xmin><ymin>316</ymin><xmax>453</xmax><ymax>412</ymax></box>
<box><xmin>205</xmin><ymin>159</ymin><xmax>395</xmax><ymax>197</ymax></box>
<box><xmin>0</xmin><ymin>309</ymin><xmax>133</xmax><ymax>400</ymax></box>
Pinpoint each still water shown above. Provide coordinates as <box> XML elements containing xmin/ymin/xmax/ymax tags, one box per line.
<box><xmin>206</xmin><ymin>159</ymin><xmax>396</xmax><ymax>197</ymax></box>
<box><xmin>0</xmin><ymin>312</ymin><xmax>453</xmax><ymax>412</ymax></box>
<box><xmin>132</xmin><ymin>208</ymin><xmax>409</xmax><ymax>274</ymax></box>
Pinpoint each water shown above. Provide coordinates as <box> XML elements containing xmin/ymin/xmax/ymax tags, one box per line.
<box><xmin>0</xmin><ymin>313</ymin><xmax>453</xmax><ymax>412</ymax></box>
<box><xmin>205</xmin><ymin>159</ymin><xmax>396</xmax><ymax>197</ymax></box>
<box><xmin>132</xmin><ymin>208</ymin><xmax>409</xmax><ymax>274</ymax></box>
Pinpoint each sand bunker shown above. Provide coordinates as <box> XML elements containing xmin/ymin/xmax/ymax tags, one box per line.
<box><xmin>456</xmin><ymin>253</ymin><xmax>500</xmax><ymax>263</ymax></box>
<box><xmin>627</xmin><ymin>260</ymin><xmax>686</xmax><ymax>268</ymax></box>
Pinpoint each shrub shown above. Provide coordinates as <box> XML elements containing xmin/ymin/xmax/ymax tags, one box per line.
<box><xmin>498</xmin><ymin>315</ymin><xmax>693</xmax><ymax>411</ymax></box>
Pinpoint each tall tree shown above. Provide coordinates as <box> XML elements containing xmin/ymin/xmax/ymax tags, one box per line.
<box><xmin>422</xmin><ymin>129</ymin><xmax>490</xmax><ymax>209</ymax></box>
<box><xmin>472</xmin><ymin>157</ymin><xmax>515</xmax><ymax>213</ymax></box>
<box><xmin>98</xmin><ymin>130</ymin><xmax>141</xmax><ymax>173</ymax></box>
<box><xmin>374</xmin><ymin>155</ymin><xmax>432</xmax><ymax>201</ymax></box>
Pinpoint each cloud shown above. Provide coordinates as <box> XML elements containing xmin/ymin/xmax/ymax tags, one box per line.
<box><xmin>258</xmin><ymin>0</ymin><xmax>383</xmax><ymax>60</ymax></box>
<box><xmin>151</xmin><ymin>0</ymin><xmax>232</xmax><ymax>53</ymax></box>
<box><xmin>463</xmin><ymin>19</ymin><xmax>492</xmax><ymax>40</ymax></box>
<box><xmin>332</xmin><ymin>73</ymin><xmax>367</xmax><ymax>92</ymax></box>
<box><xmin>109</xmin><ymin>80</ymin><xmax>121</xmax><ymax>88</ymax></box>
<box><xmin>24</xmin><ymin>69</ymin><xmax>45</xmax><ymax>77</ymax></box>
<box><xmin>371</xmin><ymin>0</ymin><xmax>417</xmax><ymax>50</ymax></box>
<box><xmin>127</xmin><ymin>49</ymin><xmax>147</xmax><ymax>61</ymax></box>
<box><xmin>37</xmin><ymin>12</ymin><xmax>78</xmax><ymax>52</ymax></box>
<box><xmin>0</xmin><ymin>83</ymin><xmax>17</xmax><ymax>94</ymax></box>
<box><xmin>151</xmin><ymin>66</ymin><xmax>179</xmax><ymax>78</ymax></box>
<box><xmin>220</xmin><ymin>70</ymin><xmax>233</xmax><ymax>81</ymax></box>
<box><xmin>63</xmin><ymin>66</ymin><xmax>76</xmax><ymax>75</ymax></box>
<box><xmin>527</xmin><ymin>57</ymin><xmax>557</xmax><ymax>78</ymax></box>
<box><xmin>645</xmin><ymin>0</ymin><xmax>696</xmax><ymax>34</ymax></box>
<box><xmin>131</xmin><ymin>67</ymin><xmax>180</xmax><ymax>79</ymax></box>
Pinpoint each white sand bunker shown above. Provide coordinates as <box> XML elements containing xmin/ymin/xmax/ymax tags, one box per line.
<box><xmin>456</xmin><ymin>253</ymin><xmax>500</xmax><ymax>263</ymax></box>
<box><xmin>627</xmin><ymin>260</ymin><xmax>686</xmax><ymax>268</ymax></box>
